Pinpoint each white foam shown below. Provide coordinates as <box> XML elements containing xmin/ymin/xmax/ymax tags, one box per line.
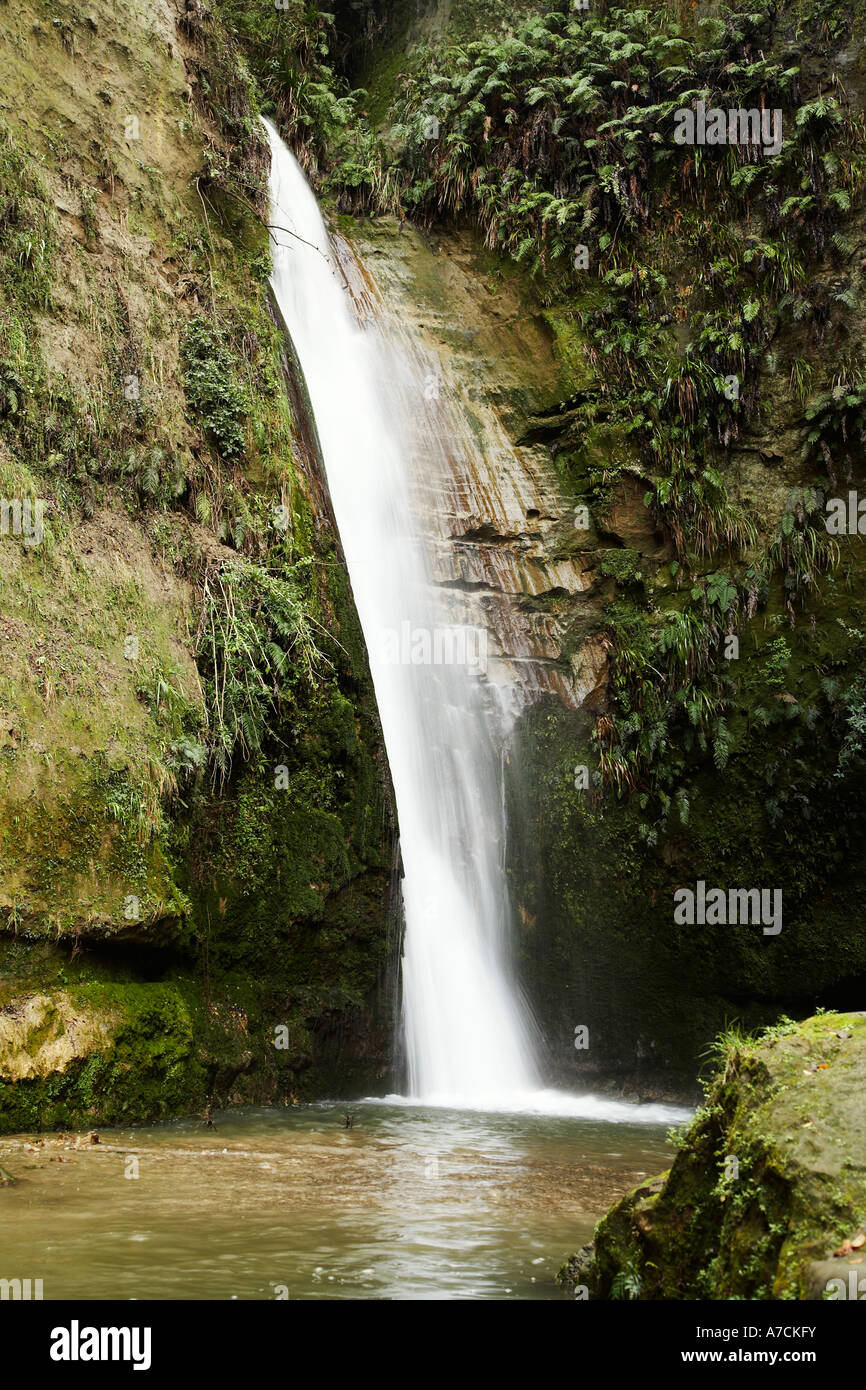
<box><xmin>369</xmin><ymin>1090</ymin><xmax>692</xmax><ymax>1124</ymax></box>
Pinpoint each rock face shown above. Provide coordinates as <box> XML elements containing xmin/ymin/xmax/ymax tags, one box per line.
<box><xmin>336</xmin><ymin>198</ymin><xmax>866</xmax><ymax>1101</ymax></box>
<box><xmin>329</xmin><ymin>0</ymin><xmax>866</xmax><ymax>1108</ymax></box>
<box><xmin>342</xmin><ymin>219</ymin><xmax>598</xmax><ymax>708</ymax></box>
<box><xmin>560</xmin><ymin>1012</ymin><xmax>866</xmax><ymax>1300</ymax></box>
<box><xmin>0</xmin><ymin>995</ymin><xmax>115</xmax><ymax>1082</ymax></box>
<box><xmin>0</xmin><ymin>0</ymin><xmax>398</xmax><ymax>1131</ymax></box>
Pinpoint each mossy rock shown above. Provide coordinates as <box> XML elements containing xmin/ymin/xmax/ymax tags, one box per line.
<box><xmin>0</xmin><ymin>0</ymin><xmax>399</xmax><ymax>1132</ymax></box>
<box><xmin>0</xmin><ymin>983</ymin><xmax>213</xmax><ymax>1132</ymax></box>
<box><xmin>561</xmin><ymin>1012</ymin><xmax>866</xmax><ymax>1300</ymax></box>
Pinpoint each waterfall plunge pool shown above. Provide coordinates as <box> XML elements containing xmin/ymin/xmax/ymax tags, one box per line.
<box><xmin>0</xmin><ymin>1099</ymin><xmax>688</xmax><ymax>1300</ymax></box>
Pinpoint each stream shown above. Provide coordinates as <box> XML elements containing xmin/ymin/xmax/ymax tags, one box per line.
<box><xmin>0</xmin><ymin>1100</ymin><xmax>684</xmax><ymax>1300</ymax></box>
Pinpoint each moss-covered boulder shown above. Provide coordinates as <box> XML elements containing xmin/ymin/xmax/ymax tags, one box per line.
<box><xmin>0</xmin><ymin>984</ymin><xmax>220</xmax><ymax>1130</ymax></box>
<box><xmin>560</xmin><ymin>1012</ymin><xmax>866</xmax><ymax>1300</ymax></box>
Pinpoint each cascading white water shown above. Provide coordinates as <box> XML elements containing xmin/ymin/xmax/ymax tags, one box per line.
<box><xmin>263</xmin><ymin>119</ymin><xmax>540</xmax><ymax>1107</ymax></box>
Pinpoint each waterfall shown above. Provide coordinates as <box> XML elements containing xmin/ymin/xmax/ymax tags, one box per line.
<box><xmin>263</xmin><ymin>120</ymin><xmax>540</xmax><ymax>1107</ymax></box>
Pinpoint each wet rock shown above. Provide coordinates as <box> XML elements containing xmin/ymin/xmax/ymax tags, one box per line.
<box><xmin>569</xmin><ymin>1012</ymin><xmax>866</xmax><ymax>1299</ymax></box>
<box><xmin>347</xmin><ymin>219</ymin><xmax>597</xmax><ymax>707</ymax></box>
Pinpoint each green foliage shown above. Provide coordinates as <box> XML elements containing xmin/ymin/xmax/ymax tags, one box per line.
<box><xmin>764</xmin><ymin>487</ymin><xmax>840</xmax><ymax>619</ymax></box>
<box><xmin>181</xmin><ymin>317</ymin><xmax>251</xmax><ymax>462</ymax></box>
<box><xmin>759</xmin><ymin>636</ymin><xmax>791</xmax><ymax>688</ymax></box>
<box><xmin>382</xmin><ymin>2</ymin><xmax>861</xmax><ymax>270</ymax></box>
<box><xmin>0</xmin><ymin>121</ymin><xmax>53</xmax><ymax>310</ymax></box>
<box><xmin>197</xmin><ymin>558</ymin><xmax>330</xmax><ymax>784</ymax></box>
<box><xmin>836</xmin><ymin>678</ymin><xmax>866</xmax><ymax>777</ymax></box>
<box><xmin>705</xmin><ymin>572</ymin><xmax>737</xmax><ymax>614</ymax></box>
<box><xmin>800</xmin><ymin>368</ymin><xmax>866</xmax><ymax>476</ymax></box>
<box><xmin>598</xmin><ymin>547</ymin><xmax>643</xmax><ymax>586</ymax></box>
<box><xmin>214</xmin><ymin>0</ymin><xmax>369</xmax><ymax>188</ymax></box>
<box><xmin>100</xmin><ymin>762</ymin><xmax>177</xmax><ymax>848</ymax></box>
<box><xmin>594</xmin><ymin>577</ymin><xmax>744</xmax><ymax>799</ymax></box>
<box><xmin>136</xmin><ymin>661</ymin><xmax>201</xmax><ymax>736</ymax></box>
<box><xmin>610</xmin><ymin>1262</ymin><xmax>642</xmax><ymax>1300</ymax></box>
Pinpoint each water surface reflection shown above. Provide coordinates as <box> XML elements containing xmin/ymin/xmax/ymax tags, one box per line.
<box><xmin>0</xmin><ymin>1101</ymin><xmax>680</xmax><ymax>1300</ymax></box>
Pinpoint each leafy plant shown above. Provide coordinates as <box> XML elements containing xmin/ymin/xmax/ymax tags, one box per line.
<box><xmin>196</xmin><ymin>558</ymin><xmax>330</xmax><ymax>784</ymax></box>
<box><xmin>181</xmin><ymin>317</ymin><xmax>250</xmax><ymax>462</ymax></box>
<box><xmin>611</xmin><ymin>1261</ymin><xmax>642</xmax><ymax>1300</ymax></box>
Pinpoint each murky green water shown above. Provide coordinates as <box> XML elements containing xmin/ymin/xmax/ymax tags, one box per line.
<box><xmin>0</xmin><ymin>1099</ymin><xmax>680</xmax><ymax>1300</ymax></box>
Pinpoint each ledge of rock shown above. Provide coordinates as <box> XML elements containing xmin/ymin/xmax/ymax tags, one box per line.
<box><xmin>559</xmin><ymin>1012</ymin><xmax>866</xmax><ymax>1300</ymax></box>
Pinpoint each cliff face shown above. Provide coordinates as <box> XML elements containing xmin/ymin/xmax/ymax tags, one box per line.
<box><xmin>0</xmin><ymin>0</ymin><xmax>398</xmax><ymax>1131</ymax></box>
<box><xmin>343</xmin><ymin>217</ymin><xmax>598</xmax><ymax>706</ymax></box>
<box><xmin>560</xmin><ymin>1012</ymin><xmax>866</xmax><ymax>1299</ymax></box>
<box><xmin>331</xmin><ymin>0</ymin><xmax>866</xmax><ymax>1097</ymax></box>
<box><xmin>4</xmin><ymin>0</ymin><xmax>866</xmax><ymax>1130</ymax></box>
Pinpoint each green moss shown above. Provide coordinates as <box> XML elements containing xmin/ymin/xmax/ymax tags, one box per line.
<box><xmin>567</xmin><ymin>1012</ymin><xmax>866</xmax><ymax>1299</ymax></box>
<box><xmin>0</xmin><ymin>983</ymin><xmax>208</xmax><ymax>1132</ymax></box>
<box><xmin>0</xmin><ymin>0</ymin><xmax>398</xmax><ymax>1132</ymax></box>
<box><xmin>0</xmin><ymin>760</ymin><xmax>192</xmax><ymax>939</ymax></box>
<box><xmin>180</xmin><ymin>316</ymin><xmax>251</xmax><ymax>462</ymax></box>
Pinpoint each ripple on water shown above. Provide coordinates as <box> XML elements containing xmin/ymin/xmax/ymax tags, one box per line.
<box><xmin>0</xmin><ymin>1099</ymin><xmax>684</xmax><ymax>1300</ymax></box>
